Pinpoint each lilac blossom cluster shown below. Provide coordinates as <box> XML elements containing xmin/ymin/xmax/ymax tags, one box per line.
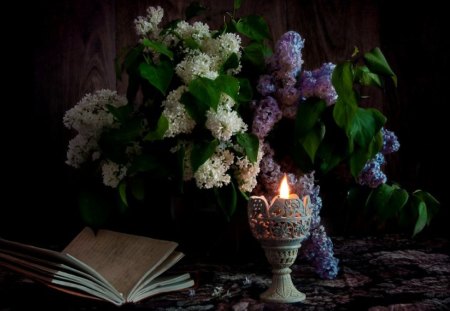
<box><xmin>251</xmin><ymin>31</ymin><xmax>339</xmax><ymax>279</ymax></box>
<box><xmin>357</xmin><ymin>128</ymin><xmax>400</xmax><ymax>188</ymax></box>
<box><xmin>300</xmin><ymin>63</ymin><xmax>338</xmax><ymax>106</ymax></box>
<box><xmin>298</xmin><ymin>173</ymin><xmax>339</xmax><ymax>279</ymax></box>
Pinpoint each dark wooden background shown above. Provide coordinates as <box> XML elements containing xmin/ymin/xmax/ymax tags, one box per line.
<box><xmin>2</xmin><ymin>0</ymin><xmax>449</xmax><ymax>244</ymax></box>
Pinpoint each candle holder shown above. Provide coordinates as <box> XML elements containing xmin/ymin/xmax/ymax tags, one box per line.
<box><xmin>247</xmin><ymin>190</ymin><xmax>311</xmax><ymax>303</ymax></box>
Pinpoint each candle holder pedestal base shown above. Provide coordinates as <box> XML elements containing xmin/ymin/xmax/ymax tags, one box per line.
<box><xmin>260</xmin><ymin>240</ymin><xmax>305</xmax><ymax>303</ymax></box>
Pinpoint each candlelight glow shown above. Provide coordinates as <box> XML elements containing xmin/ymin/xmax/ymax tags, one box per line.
<box><xmin>279</xmin><ymin>174</ymin><xmax>290</xmax><ymax>199</ymax></box>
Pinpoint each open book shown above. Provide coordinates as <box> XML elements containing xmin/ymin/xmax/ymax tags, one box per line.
<box><xmin>0</xmin><ymin>227</ymin><xmax>194</xmax><ymax>305</ymax></box>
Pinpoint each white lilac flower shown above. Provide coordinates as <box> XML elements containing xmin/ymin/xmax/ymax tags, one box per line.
<box><xmin>101</xmin><ymin>160</ymin><xmax>128</xmax><ymax>188</ymax></box>
<box><xmin>204</xmin><ymin>33</ymin><xmax>242</xmax><ymax>74</ymax></box>
<box><xmin>175</xmin><ymin>52</ymin><xmax>218</xmax><ymax>84</ymax></box>
<box><xmin>63</xmin><ymin>90</ymin><xmax>127</xmax><ymax>167</ymax></box>
<box><xmin>205</xmin><ymin>94</ymin><xmax>247</xmax><ymax>142</ymax></box>
<box><xmin>66</xmin><ymin>134</ymin><xmax>99</xmax><ymax>168</ymax></box>
<box><xmin>175</xmin><ymin>21</ymin><xmax>211</xmax><ymax>45</ymax></box>
<box><xmin>234</xmin><ymin>143</ymin><xmax>264</xmax><ymax>192</ymax></box>
<box><xmin>194</xmin><ymin>147</ymin><xmax>234</xmax><ymax>189</ymax></box>
<box><xmin>134</xmin><ymin>6</ymin><xmax>164</xmax><ymax>39</ymax></box>
<box><xmin>162</xmin><ymin>86</ymin><xmax>196</xmax><ymax>137</ymax></box>
<box><xmin>63</xmin><ymin>89</ymin><xmax>127</xmax><ymax>136</ymax></box>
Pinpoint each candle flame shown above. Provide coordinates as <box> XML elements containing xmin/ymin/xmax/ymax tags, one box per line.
<box><xmin>279</xmin><ymin>174</ymin><xmax>290</xmax><ymax>199</ymax></box>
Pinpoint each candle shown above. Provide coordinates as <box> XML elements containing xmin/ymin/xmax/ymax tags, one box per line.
<box><xmin>269</xmin><ymin>174</ymin><xmax>303</xmax><ymax>218</ymax></box>
<box><xmin>248</xmin><ymin>174</ymin><xmax>311</xmax><ymax>239</ymax></box>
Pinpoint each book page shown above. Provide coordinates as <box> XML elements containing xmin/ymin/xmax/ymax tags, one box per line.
<box><xmin>63</xmin><ymin>227</ymin><xmax>178</xmax><ymax>297</ymax></box>
<box><xmin>0</xmin><ymin>260</ymin><xmax>122</xmax><ymax>305</ymax></box>
<box><xmin>129</xmin><ymin>274</ymin><xmax>195</xmax><ymax>303</ymax></box>
<box><xmin>129</xmin><ymin>251</ymin><xmax>184</xmax><ymax>299</ymax></box>
<box><xmin>0</xmin><ymin>247</ymin><xmax>117</xmax><ymax>295</ymax></box>
<box><xmin>0</xmin><ymin>251</ymin><xmax>122</xmax><ymax>304</ymax></box>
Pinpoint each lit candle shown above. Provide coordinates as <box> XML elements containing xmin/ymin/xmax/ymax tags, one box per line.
<box><xmin>248</xmin><ymin>174</ymin><xmax>310</xmax><ymax>228</ymax></box>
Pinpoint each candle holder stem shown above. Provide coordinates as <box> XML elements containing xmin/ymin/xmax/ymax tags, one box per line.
<box><xmin>260</xmin><ymin>241</ymin><xmax>305</xmax><ymax>303</ymax></box>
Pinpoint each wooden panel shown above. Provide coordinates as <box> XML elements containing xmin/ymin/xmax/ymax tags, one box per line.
<box><xmin>1</xmin><ymin>0</ymin><xmax>117</xmax><ymax>242</ymax></box>
<box><xmin>286</xmin><ymin>0</ymin><xmax>380</xmax><ymax>67</ymax></box>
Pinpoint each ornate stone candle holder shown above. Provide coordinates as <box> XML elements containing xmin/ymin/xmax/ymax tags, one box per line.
<box><xmin>248</xmin><ymin>176</ymin><xmax>312</xmax><ymax>303</ymax></box>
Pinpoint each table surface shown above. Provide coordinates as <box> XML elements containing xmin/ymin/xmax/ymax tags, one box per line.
<box><xmin>1</xmin><ymin>235</ymin><xmax>449</xmax><ymax>310</ymax></box>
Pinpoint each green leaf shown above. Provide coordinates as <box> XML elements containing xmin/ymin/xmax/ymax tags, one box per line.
<box><xmin>388</xmin><ymin>188</ymin><xmax>409</xmax><ymax>216</ymax></box>
<box><xmin>349</xmin><ymin>108</ymin><xmax>386</xmax><ymax>148</ymax></box>
<box><xmin>144</xmin><ymin>114</ymin><xmax>169</xmax><ymax>141</ymax></box>
<box><xmin>139</xmin><ymin>60</ymin><xmax>174</xmax><ymax>95</ymax></box>
<box><xmin>101</xmin><ymin>117</ymin><xmax>144</xmax><ymax>151</ymax></box>
<box><xmin>215</xmin><ymin>74</ymin><xmax>240</xmax><ymax>99</ymax></box>
<box><xmin>235</xmin><ymin>15</ymin><xmax>270</xmax><ymax>42</ymax></box>
<box><xmin>191</xmin><ymin>139</ymin><xmax>219</xmax><ymax>173</ymax></box>
<box><xmin>189</xmin><ymin>77</ymin><xmax>221</xmax><ymax>111</ymax></box>
<box><xmin>366</xmin><ymin>184</ymin><xmax>392</xmax><ymax>210</ymax></box>
<box><xmin>295</xmin><ymin>99</ymin><xmax>327</xmax><ymax>137</ymax></box>
<box><xmin>316</xmin><ymin>127</ymin><xmax>349</xmax><ymax>173</ymax></box>
<box><xmin>413</xmin><ymin>190</ymin><xmax>440</xmax><ymax>225</ymax></box>
<box><xmin>349</xmin><ymin>130</ymin><xmax>383</xmax><ymax>177</ymax></box>
<box><xmin>236</xmin><ymin>132</ymin><xmax>259</xmax><ymax>163</ymax></box>
<box><xmin>183</xmin><ymin>37</ymin><xmax>201</xmax><ymax>50</ymax></box>
<box><xmin>221</xmin><ymin>53</ymin><xmax>240</xmax><ymax>73</ymax></box>
<box><xmin>364</xmin><ymin>47</ymin><xmax>397</xmax><ymax>86</ymax></box>
<box><xmin>185</xmin><ymin>1</ymin><xmax>206</xmax><ymax>20</ymax></box>
<box><xmin>214</xmin><ymin>181</ymin><xmax>237</xmax><ymax>221</ymax></box>
<box><xmin>124</xmin><ymin>45</ymin><xmax>144</xmax><ymax>72</ymax></box>
<box><xmin>332</xmin><ymin>62</ymin><xmax>358</xmax><ymax>134</ymax></box>
<box><xmin>349</xmin><ymin>147</ymin><xmax>370</xmax><ymax>177</ymax></box>
<box><xmin>181</xmin><ymin>92</ymin><xmax>208</xmax><ymax>123</ymax></box>
<box><xmin>366</xmin><ymin>184</ymin><xmax>408</xmax><ymax>220</ymax></box>
<box><xmin>355</xmin><ymin>65</ymin><xmax>382</xmax><ymax>87</ymax></box>
<box><xmin>118</xmin><ymin>182</ymin><xmax>128</xmax><ymax>206</ymax></box>
<box><xmin>234</xmin><ymin>0</ymin><xmax>243</xmax><ymax>10</ymax></box>
<box><xmin>242</xmin><ymin>42</ymin><xmax>270</xmax><ymax>71</ymax></box>
<box><xmin>333</xmin><ymin>97</ymin><xmax>357</xmax><ymax>135</ymax></box>
<box><xmin>106</xmin><ymin>104</ymin><xmax>133</xmax><ymax>123</ymax></box>
<box><xmin>237</xmin><ymin>78</ymin><xmax>253</xmax><ymax>103</ymax></box>
<box><xmin>332</xmin><ymin>61</ymin><xmax>357</xmax><ymax>106</ymax></box>
<box><xmin>300</xmin><ymin>123</ymin><xmax>325</xmax><ymax>163</ymax></box>
<box><xmin>141</xmin><ymin>39</ymin><xmax>174</xmax><ymax>60</ymax></box>
<box><xmin>130</xmin><ymin>177</ymin><xmax>145</xmax><ymax>201</ymax></box>
<box><xmin>160</xmin><ymin>19</ymin><xmax>181</xmax><ymax>36</ymax></box>
<box><xmin>128</xmin><ymin>154</ymin><xmax>160</xmax><ymax>174</ymax></box>
<box><xmin>413</xmin><ymin>201</ymin><xmax>427</xmax><ymax>237</ymax></box>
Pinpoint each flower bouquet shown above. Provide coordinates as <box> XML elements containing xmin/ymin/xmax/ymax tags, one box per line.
<box><xmin>63</xmin><ymin>2</ymin><xmax>439</xmax><ymax>279</ymax></box>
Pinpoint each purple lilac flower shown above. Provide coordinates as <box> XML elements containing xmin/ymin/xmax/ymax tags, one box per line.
<box><xmin>275</xmin><ymin>85</ymin><xmax>301</xmax><ymax>108</ymax></box>
<box><xmin>381</xmin><ymin>128</ymin><xmax>400</xmax><ymax>154</ymax></box>
<box><xmin>294</xmin><ymin>172</ymin><xmax>340</xmax><ymax>279</ymax></box>
<box><xmin>357</xmin><ymin>153</ymin><xmax>387</xmax><ymax>188</ymax></box>
<box><xmin>267</xmin><ymin>31</ymin><xmax>305</xmax><ymax>86</ymax></box>
<box><xmin>296</xmin><ymin>172</ymin><xmax>322</xmax><ymax>229</ymax></box>
<box><xmin>300</xmin><ymin>63</ymin><xmax>338</xmax><ymax>106</ymax></box>
<box><xmin>256</xmin><ymin>144</ymin><xmax>283</xmax><ymax>197</ymax></box>
<box><xmin>302</xmin><ymin>225</ymin><xmax>339</xmax><ymax>279</ymax></box>
<box><xmin>257</xmin><ymin>75</ymin><xmax>276</xmax><ymax>96</ymax></box>
<box><xmin>252</xmin><ymin>97</ymin><xmax>282</xmax><ymax>140</ymax></box>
